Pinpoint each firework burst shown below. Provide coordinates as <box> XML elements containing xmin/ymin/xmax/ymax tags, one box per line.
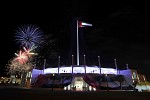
<box><xmin>6</xmin><ymin>58</ymin><xmax>33</xmax><ymax>75</ymax></box>
<box><xmin>15</xmin><ymin>50</ymin><xmax>28</xmax><ymax>64</ymax></box>
<box><xmin>15</xmin><ymin>24</ymin><xmax>45</xmax><ymax>49</ymax></box>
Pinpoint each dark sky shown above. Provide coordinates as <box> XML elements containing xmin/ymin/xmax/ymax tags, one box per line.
<box><xmin>0</xmin><ymin>0</ymin><xmax>150</xmax><ymax>80</ymax></box>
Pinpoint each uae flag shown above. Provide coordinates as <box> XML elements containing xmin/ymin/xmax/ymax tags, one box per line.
<box><xmin>78</xmin><ymin>21</ymin><xmax>92</xmax><ymax>27</ymax></box>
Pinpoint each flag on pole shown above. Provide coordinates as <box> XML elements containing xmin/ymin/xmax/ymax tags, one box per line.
<box><xmin>78</xmin><ymin>21</ymin><xmax>92</xmax><ymax>27</ymax></box>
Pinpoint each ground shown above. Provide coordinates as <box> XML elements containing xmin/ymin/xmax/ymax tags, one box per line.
<box><xmin>0</xmin><ymin>86</ymin><xmax>150</xmax><ymax>100</ymax></box>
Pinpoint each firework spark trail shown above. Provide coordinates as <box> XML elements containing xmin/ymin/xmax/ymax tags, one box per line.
<box><xmin>23</xmin><ymin>46</ymin><xmax>38</xmax><ymax>57</ymax></box>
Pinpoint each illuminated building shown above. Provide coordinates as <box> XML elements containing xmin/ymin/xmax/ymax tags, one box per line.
<box><xmin>30</xmin><ymin>20</ymin><xmax>150</xmax><ymax>92</ymax></box>
<box><xmin>31</xmin><ymin>65</ymin><xmax>150</xmax><ymax>91</ymax></box>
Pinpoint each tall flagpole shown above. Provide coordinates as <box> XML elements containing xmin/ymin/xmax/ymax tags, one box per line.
<box><xmin>77</xmin><ymin>20</ymin><xmax>79</xmax><ymax>65</ymax></box>
<box><xmin>76</xmin><ymin>20</ymin><xmax>92</xmax><ymax>66</ymax></box>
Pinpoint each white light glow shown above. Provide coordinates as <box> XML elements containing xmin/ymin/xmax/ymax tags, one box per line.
<box><xmin>82</xmin><ymin>22</ymin><xmax>92</xmax><ymax>26</ymax></box>
<box><xmin>42</xmin><ymin>66</ymin><xmax>117</xmax><ymax>74</ymax></box>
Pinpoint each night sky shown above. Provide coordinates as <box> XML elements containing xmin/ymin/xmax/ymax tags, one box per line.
<box><xmin>0</xmin><ymin>1</ymin><xmax>150</xmax><ymax>80</ymax></box>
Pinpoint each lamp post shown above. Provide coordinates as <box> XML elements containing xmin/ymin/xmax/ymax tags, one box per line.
<box><xmin>52</xmin><ymin>74</ymin><xmax>55</xmax><ymax>91</ymax></box>
<box><xmin>58</xmin><ymin>56</ymin><xmax>60</xmax><ymax>74</ymax></box>
<box><xmin>126</xmin><ymin>64</ymin><xmax>129</xmax><ymax>70</ymax></box>
<box><xmin>98</xmin><ymin>56</ymin><xmax>101</xmax><ymax>74</ymax></box>
<box><xmin>105</xmin><ymin>74</ymin><xmax>109</xmax><ymax>92</ymax></box>
<box><xmin>72</xmin><ymin>55</ymin><xmax>74</xmax><ymax>74</ymax></box>
<box><xmin>84</xmin><ymin>54</ymin><xmax>86</xmax><ymax>73</ymax></box>
<box><xmin>114</xmin><ymin>59</ymin><xmax>118</xmax><ymax>74</ymax></box>
<box><xmin>43</xmin><ymin>59</ymin><xmax>46</xmax><ymax>74</ymax></box>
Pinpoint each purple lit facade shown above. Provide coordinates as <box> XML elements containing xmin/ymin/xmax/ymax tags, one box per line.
<box><xmin>30</xmin><ymin>65</ymin><xmax>150</xmax><ymax>91</ymax></box>
<box><xmin>42</xmin><ymin>66</ymin><xmax>117</xmax><ymax>74</ymax></box>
